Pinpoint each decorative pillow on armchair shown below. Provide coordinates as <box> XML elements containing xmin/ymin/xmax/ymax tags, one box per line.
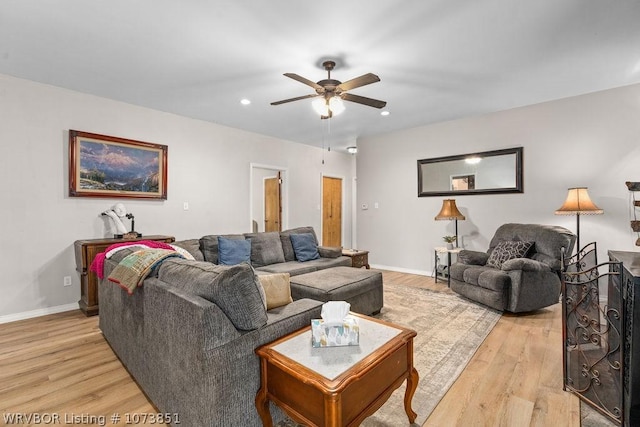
<box><xmin>486</xmin><ymin>240</ymin><xmax>534</xmax><ymax>269</ymax></box>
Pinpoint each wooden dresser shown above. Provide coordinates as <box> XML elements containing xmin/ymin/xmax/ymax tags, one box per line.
<box><xmin>74</xmin><ymin>235</ymin><xmax>175</xmax><ymax>316</ymax></box>
<box><xmin>608</xmin><ymin>250</ymin><xmax>640</xmax><ymax>426</ymax></box>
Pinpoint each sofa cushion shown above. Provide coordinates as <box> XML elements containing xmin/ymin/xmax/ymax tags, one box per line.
<box><xmin>218</xmin><ymin>236</ymin><xmax>251</xmax><ymax>265</ymax></box>
<box><xmin>290</xmin><ymin>233</ymin><xmax>320</xmax><ymax>262</ymax></box>
<box><xmin>486</xmin><ymin>240</ymin><xmax>534</xmax><ymax>269</ymax></box>
<box><xmin>244</xmin><ymin>232</ymin><xmax>286</xmax><ymax>267</ymax></box>
<box><xmin>199</xmin><ymin>234</ymin><xmax>245</xmax><ymax>264</ymax></box>
<box><xmin>477</xmin><ymin>269</ymin><xmax>511</xmax><ymax>292</ymax></box>
<box><xmin>157</xmin><ymin>259</ymin><xmax>267</xmax><ymax>331</ymax></box>
<box><xmin>280</xmin><ymin>227</ymin><xmax>318</xmax><ymax>262</ymax></box>
<box><xmin>256</xmin><ymin>256</ymin><xmax>352</xmax><ymax>276</ymax></box>
<box><xmin>257</xmin><ymin>273</ymin><xmax>293</xmax><ymax>310</ymax></box>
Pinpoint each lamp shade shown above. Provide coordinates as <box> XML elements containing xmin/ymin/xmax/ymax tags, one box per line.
<box><xmin>435</xmin><ymin>199</ymin><xmax>466</xmax><ymax>220</ymax></box>
<box><xmin>555</xmin><ymin>187</ymin><xmax>603</xmax><ymax>215</ymax></box>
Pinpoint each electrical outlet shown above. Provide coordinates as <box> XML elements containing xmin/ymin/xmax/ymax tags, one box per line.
<box><xmin>63</xmin><ymin>276</ymin><xmax>72</xmax><ymax>287</ymax></box>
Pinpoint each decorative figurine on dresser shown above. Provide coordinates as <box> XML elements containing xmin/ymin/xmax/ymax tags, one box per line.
<box><xmin>101</xmin><ymin>203</ymin><xmax>141</xmax><ymax>239</ymax></box>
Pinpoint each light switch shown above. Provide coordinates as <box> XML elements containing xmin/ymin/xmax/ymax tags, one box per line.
<box><xmin>183</xmin><ymin>202</ymin><xmax>189</xmax><ymax>211</ymax></box>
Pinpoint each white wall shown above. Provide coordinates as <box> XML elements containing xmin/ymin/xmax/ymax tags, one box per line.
<box><xmin>0</xmin><ymin>74</ymin><xmax>354</xmax><ymax>320</ymax></box>
<box><xmin>356</xmin><ymin>83</ymin><xmax>640</xmax><ymax>275</ymax></box>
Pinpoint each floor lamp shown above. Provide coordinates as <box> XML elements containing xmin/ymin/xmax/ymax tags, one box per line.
<box><xmin>435</xmin><ymin>199</ymin><xmax>466</xmax><ymax>248</ymax></box>
<box><xmin>554</xmin><ymin>187</ymin><xmax>603</xmax><ymax>254</ymax></box>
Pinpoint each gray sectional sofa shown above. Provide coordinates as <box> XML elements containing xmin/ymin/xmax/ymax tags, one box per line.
<box><xmin>98</xmin><ymin>226</ymin><xmax>365</xmax><ymax>427</ymax></box>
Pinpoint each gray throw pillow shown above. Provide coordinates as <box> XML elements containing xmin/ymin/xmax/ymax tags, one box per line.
<box><xmin>157</xmin><ymin>259</ymin><xmax>267</xmax><ymax>331</ymax></box>
<box><xmin>243</xmin><ymin>232</ymin><xmax>286</xmax><ymax>267</ymax></box>
<box><xmin>486</xmin><ymin>240</ymin><xmax>534</xmax><ymax>269</ymax></box>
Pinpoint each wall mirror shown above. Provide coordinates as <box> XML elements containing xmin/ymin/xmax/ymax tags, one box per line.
<box><xmin>417</xmin><ymin>147</ymin><xmax>523</xmax><ymax>197</ymax></box>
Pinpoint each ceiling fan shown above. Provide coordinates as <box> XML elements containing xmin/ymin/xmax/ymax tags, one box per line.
<box><xmin>271</xmin><ymin>60</ymin><xmax>386</xmax><ymax>119</ymax></box>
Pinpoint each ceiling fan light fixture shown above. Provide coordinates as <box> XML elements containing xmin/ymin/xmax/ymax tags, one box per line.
<box><xmin>312</xmin><ymin>96</ymin><xmax>344</xmax><ymax>117</ymax></box>
<box><xmin>329</xmin><ymin>96</ymin><xmax>345</xmax><ymax>116</ymax></box>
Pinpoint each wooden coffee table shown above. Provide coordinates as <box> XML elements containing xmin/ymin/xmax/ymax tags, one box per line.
<box><xmin>255</xmin><ymin>313</ymin><xmax>418</xmax><ymax>426</ymax></box>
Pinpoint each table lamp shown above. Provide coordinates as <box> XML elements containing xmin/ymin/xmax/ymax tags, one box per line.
<box><xmin>554</xmin><ymin>187</ymin><xmax>603</xmax><ymax>253</ymax></box>
<box><xmin>435</xmin><ymin>199</ymin><xmax>466</xmax><ymax>247</ymax></box>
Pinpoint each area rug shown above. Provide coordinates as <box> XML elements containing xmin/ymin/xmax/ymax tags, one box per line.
<box><xmin>278</xmin><ymin>283</ymin><xmax>501</xmax><ymax>426</ymax></box>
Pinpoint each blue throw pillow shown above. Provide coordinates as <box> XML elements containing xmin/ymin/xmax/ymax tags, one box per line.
<box><xmin>290</xmin><ymin>233</ymin><xmax>320</xmax><ymax>262</ymax></box>
<box><xmin>218</xmin><ymin>237</ymin><xmax>251</xmax><ymax>265</ymax></box>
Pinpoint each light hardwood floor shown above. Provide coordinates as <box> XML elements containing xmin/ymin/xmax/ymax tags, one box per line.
<box><xmin>0</xmin><ymin>270</ymin><xmax>580</xmax><ymax>426</ymax></box>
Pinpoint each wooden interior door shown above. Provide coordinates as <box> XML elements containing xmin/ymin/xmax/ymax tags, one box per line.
<box><xmin>322</xmin><ymin>176</ymin><xmax>342</xmax><ymax>247</ymax></box>
<box><xmin>264</xmin><ymin>173</ymin><xmax>281</xmax><ymax>232</ymax></box>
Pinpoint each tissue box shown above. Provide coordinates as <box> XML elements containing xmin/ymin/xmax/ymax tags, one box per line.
<box><xmin>311</xmin><ymin>315</ymin><xmax>359</xmax><ymax>347</ymax></box>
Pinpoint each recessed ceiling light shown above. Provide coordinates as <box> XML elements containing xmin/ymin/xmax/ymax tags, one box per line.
<box><xmin>240</xmin><ymin>99</ymin><xmax>251</xmax><ymax>105</ymax></box>
<box><xmin>381</xmin><ymin>111</ymin><xmax>390</xmax><ymax>116</ymax></box>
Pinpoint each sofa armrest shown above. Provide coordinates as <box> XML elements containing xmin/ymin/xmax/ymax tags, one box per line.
<box><xmin>318</xmin><ymin>246</ymin><xmax>342</xmax><ymax>258</ymax></box>
<box><xmin>145</xmin><ymin>278</ymin><xmax>242</xmax><ymax>352</ymax></box>
<box><xmin>501</xmin><ymin>258</ymin><xmax>551</xmax><ymax>272</ymax></box>
<box><xmin>531</xmin><ymin>253</ymin><xmax>562</xmax><ymax>271</ymax></box>
<box><xmin>457</xmin><ymin>250</ymin><xmax>489</xmax><ymax>266</ymax></box>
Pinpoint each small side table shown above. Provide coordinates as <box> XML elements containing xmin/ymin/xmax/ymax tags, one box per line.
<box><xmin>255</xmin><ymin>313</ymin><xmax>418</xmax><ymax>426</ymax></box>
<box><xmin>434</xmin><ymin>247</ymin><xmax>463</xmax><ymax>287</ymax></box>
<box><xmin>342</xmin><ymin>249</ymin><xmax>370</xmax><ymax>269</ymax></box>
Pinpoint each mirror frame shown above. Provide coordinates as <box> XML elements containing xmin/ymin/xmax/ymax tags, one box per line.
<box><xmin>417</xmin><ymin>147</ymin><xmax>523</xmax><ymax>197</ymax></box>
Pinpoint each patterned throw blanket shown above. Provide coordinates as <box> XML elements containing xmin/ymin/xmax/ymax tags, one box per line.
<box><xmin>90</xmin><ymin>240</ymin><xmax>177</xmax><ymax>279</ymax></box>
<box><xmin>108</xmin><ymin>249</ymin><xmax>183</xmax><ymax>294</ymax></box>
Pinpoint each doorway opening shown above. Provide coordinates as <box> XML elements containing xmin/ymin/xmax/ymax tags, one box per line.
<box><xmin>250</xmin><ymin>164</ymin><xmax>288</xmax><ymax>233</ymax></box>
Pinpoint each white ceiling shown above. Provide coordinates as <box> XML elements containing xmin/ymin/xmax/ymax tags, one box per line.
<box><xmin>2</xmin><ymin>0</ymin><xmax>640</xmax><ymax>152</ymax></box>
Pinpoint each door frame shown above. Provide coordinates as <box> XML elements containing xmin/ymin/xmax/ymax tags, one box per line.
<box><xmin>320</xmin><ymin>173</ymin><xmax>345</xmax><ymax>247</ymax></box>
<box><xmin>250</xmin><ymin>163</ymin><xmax>288</xmax><ymax>232</ymax></box>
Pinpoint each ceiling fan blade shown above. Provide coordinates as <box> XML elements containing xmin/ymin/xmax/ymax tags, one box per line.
<box><xmin>337</xmin><ymin>73</ymin><xmax>380</xmax><ymax>92</ymax></box>
<box><xmin>341</xmin><ymin>93</ymin><xmax>387</xmax><ymax>109</ymax></box>
<box><xmin>284</xmin><ymin>73</ymin><xmax>324</xmax><ymax>91</ymax></box>
<box><xmin>271</xmin><ymin>93</ymin><xmax>321</xmax><ymax>106</ymax></box>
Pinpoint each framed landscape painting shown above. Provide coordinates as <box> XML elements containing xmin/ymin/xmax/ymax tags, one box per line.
<box><xmin>69</xmin><ymin>130</ymin><xmax>168</xmax><ymax>199</ymax></box>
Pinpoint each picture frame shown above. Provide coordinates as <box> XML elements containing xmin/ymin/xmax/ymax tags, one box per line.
<box><xmin>69</xmin><ymin>130</ymin><xmax>168</xmax><ymax>199</ymax></box>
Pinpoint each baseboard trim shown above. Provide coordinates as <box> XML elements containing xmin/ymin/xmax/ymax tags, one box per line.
<box><xmin>0</xmin><ymin>303</ymin><xmax>79</xmax><ymax>324</ymax></box>
<box><xmin>370</xmin><ymin>264</ymin><xmax>432</xmax><ymax>277</ymax></box>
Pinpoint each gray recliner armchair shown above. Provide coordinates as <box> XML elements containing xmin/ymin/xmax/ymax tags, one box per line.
<box><xmin>449</xmin><ymin>223</ymin><xmax>576</xmax><ymax>312</ymax></box>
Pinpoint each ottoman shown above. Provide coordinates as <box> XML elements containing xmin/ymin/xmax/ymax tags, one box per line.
<box><xmin>289</xmin><ymin>266</ymin><xmax>383</xmax><ymax>315</ymax></box>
